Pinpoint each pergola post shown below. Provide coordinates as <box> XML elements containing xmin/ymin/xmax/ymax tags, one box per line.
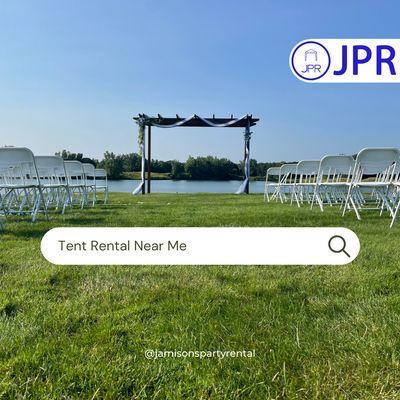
<box><xmin>244</xmin><ymin>121</ymin><xmax>251</xmax><ymax>194</ymax></box>
<box><xmin>147</xmin><ymin>125</ymin><xmax>151</xmax><ymax>193</ymax></box>
<box><xmin>246</xmin><ymin>140</ymin><xmax>250</xmax><ymax>194</ymax></box>
<box><xmin>141</xmin><ymin>126</ymin><xmax>145</xmax><ymax>195</ymax></box>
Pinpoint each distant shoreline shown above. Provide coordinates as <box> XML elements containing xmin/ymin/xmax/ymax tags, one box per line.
<box><xmin>116</xmin><ymin>172</ymin><xmax>266</xmax><ymax>181</ymax></box>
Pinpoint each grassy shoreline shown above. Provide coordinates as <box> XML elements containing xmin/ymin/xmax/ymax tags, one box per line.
<box><xmin>121</xmin><ymin>172</ymin><xmax>267</xmax><ymax>181</ymax></box>
<box><xmin>0</xmin><ymin>193</ymin><xmax>399</xmax><ymax>399</ymax></box>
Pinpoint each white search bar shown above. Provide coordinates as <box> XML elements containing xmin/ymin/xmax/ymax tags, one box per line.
<box><xmin>41</xmin><ymin>227</ymin><xmax>360</xmax><ymax>265</ymax></box>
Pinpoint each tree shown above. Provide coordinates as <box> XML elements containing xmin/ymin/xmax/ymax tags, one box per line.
<box><xmin>56</xmin><ymin>150</ymin><xmax>97</xmax><ymax>166</ymax></box>
<box><xmin>183</xmin><ymin>156</ymin><xmax>241</xmax><ymax>180</ymax></box>
<box><xmin>57</xmin><ymin>149</ymin><xmax>290</xmax><ymax>180</ymax></box>
<box><xmin>99</xmin><ymin>151</ymin><xmax>124</xmax><ymax>179</ymax></box>
<box><xmin>170</xmin><ymin>160</ymin><xmax>185</xmax><ymax>179</ymax></box>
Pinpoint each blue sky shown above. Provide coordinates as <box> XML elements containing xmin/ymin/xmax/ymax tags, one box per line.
<box><xmin>0</xmin><ymin>0</ymin><xmax>399</xmax><ymax>162</ymax></box>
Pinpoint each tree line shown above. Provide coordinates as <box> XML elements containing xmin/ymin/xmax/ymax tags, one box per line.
<box><xmin>56</xmin><ymin>150</ymin><xmax>289</xmax><ymax>180</ymax></box>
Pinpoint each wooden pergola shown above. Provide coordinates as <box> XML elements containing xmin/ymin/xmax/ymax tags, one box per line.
<box><xmin>132</xmin><ymin>114</ymin><xmax>259</xmax><ymax>194</ymax></box>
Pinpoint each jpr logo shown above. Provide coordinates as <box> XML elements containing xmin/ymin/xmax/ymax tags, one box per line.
<box><xmin>290</xmin><ymin>39</ymin><xmax>400</xmax><ymax>83</ymax></box>
<box><xmin>302</xmin><ymin>49</ymin><xmax>321</xmax><ymax>74</ymax></box>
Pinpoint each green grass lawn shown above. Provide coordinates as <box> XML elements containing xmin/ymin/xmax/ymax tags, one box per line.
<box><xmin>0</xmin><ymin>193</ymin><xmax>399</xmax><ymax>399</ymax></box>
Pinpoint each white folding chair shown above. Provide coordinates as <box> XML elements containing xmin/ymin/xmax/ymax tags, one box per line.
<box><xmin>64</xmin><ymin>160</ymin><xmax>87</xmax><ymax>208</ymax></box>
<box><xmin>82</xmin><ymin>163</ymin><xmax>96</xmax><ymax>206</ymax></box>
<box><xmin>343</xmin><ymin>148</ymin><xmax>400</xmax><ymax>220</ymax></box>
<box><xmin>0</xmin><ymin>147</ymin><xmax>48</xmax><ymax>222</ymax></box>
<box><xmin>312</xmin><ymin>155</ymin><xmax>355</xmax><ymax>212</ymax></box>
<box><xmin>390</xmin><ymin>162</ymin><xmax>400</xmax><ymax>227</ymax></box>
<box><xmin>276</xmin><ymin>164</ymin><xmax>297</xmax><ymax>203</ymax></box>
<box><xmin>293</xmin><ymin>160</ymin><xmax>320</xmax><ymax>207</ymax></box>
<box><xmin>264</xmin><ymin>167</ymin><xmax>280</xmax><ymax>202</ymax></box>
<box><xmin>94</xmin><ymin>168</ymin><xmax>108</xmax><ymax>204</ymax></box>
<box><xmin>35</xmin><ymin>156</ymin><xmax>71</xmax><ymax>214</ymax></box>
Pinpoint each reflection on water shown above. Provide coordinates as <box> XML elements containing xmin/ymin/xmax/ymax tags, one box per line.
<box><xmin>105</xmin><ymin>180</ymin><xmax>266</xmax><ymax>193</ymax></box>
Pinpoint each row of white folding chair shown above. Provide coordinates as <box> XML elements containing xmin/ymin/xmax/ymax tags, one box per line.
<box><xmin>35</xmin><ymin>158</ymin><xmax>90</xmax><ymax>211</ymax></box>
<box><xmin>0</xmin><ymin>147</ymin><xmax>48</xmax><ymax>223</ymax></box>
<box><xmin>265</xmin><ymin>162</ymin><xmax>317</xmax><ymax>205</ymax></box>
<box><xmin>38</xmin><ymin>159</ymin><xmax>108</xmax><ymax>208</ymax></box>
<box><xmin>342</xmin><ymin>148</ymin><xmax>400</xmax><ymax>226</ymax></box>
<box><xmin>35</xmin><ymin>156</ymin><xmax>71</xmax><ymax>213</ymax></box>
<box><xmin>264</xmin><ymin>148</ymin><xmax>400</xmax><ymax>227</ymax></box>
<box><xmin>52</xmin><ymin>160</ymin><xmax>108</xmax><ymax>208</ymax></box>
<box><xmin>0</xmin><ymin>148</ymin><xmax>109</xmax><ymax>226</ymax></box>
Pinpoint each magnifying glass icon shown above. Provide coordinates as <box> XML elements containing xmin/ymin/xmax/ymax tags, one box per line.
<box><xmin>328</xmin><ymin>235</ymin><xmax>350</xmax><ymax>258</ymax></box>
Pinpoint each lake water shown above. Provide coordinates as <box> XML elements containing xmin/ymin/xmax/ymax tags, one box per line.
<box><xmin>106</xmin><ymin>180</ymin><xmax>266</xmax><ymax>193</ymax></box>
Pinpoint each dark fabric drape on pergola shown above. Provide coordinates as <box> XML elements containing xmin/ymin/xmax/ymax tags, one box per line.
<box><xmin>132</xmin><ymin>114</ymin><xmax>259</xmax><ymax>194</ymax></box>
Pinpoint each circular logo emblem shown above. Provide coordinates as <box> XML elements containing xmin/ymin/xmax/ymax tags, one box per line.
<box><xmin>290</xmin><ymin>41</ymin><xmax>331</xmax><ymax>81</ymax></box>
